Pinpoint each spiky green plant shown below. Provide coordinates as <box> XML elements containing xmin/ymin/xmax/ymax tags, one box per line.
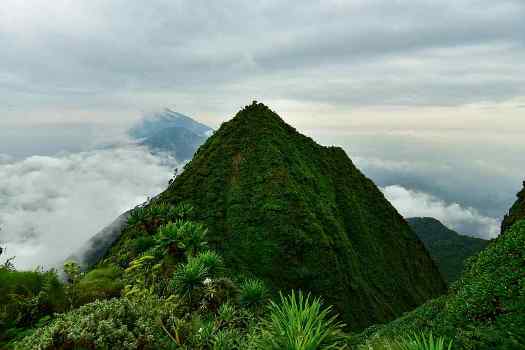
<box><xmin>239</xmin><ymin>279</ymin><xmax>268</xmax><ymax>309</ymax></box>
<box><xmin>212</xmin><ymin>329</ymin><xmax>241</xmax><ymax>350</ymax></box>
<box><xmin>258</xmin><ymin>290</ymin><xmax>346</xmax><ymax>350</ymax></box>
<box><xmin>174</xmin><ymin>202</ymin><xmax>194</xmax><ymax>219</ymax></box>
<box><xmin>177</xmin><ymin>221</ymin><xmax>208</xmax><ymax>257</ymax></box>
<box><xmin>156</xmin><ymin>222</ymin><xmax>183</xmax><ymax>255</ymax></box>
<box><xmin>171</xmin><ymin>259</ymin><xmax>208</xmax><ymax>304</ymax></box>
<box><xmin>395</xmin><ymin>333</ymin><xmax>453</xmax><ymax>350</ymax></box>
<box><xmin>193</xmin><ymin>251</ymin><xmax>224</xmax><ymax>277</ymax></box>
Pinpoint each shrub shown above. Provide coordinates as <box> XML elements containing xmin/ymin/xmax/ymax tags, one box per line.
<box><xmin>0</xmin><ymin>269</ymin><xmax>66</xmax><ymax>345</ymax></box>
<box><xmin>239</xmin><ymin>279</ymin><xmax>269</xmax><ymax>310</ymax></box>
<box><xmin>14</xmin><ymin>297</ymin><xmax>171</xmax><ymax>350</ymax></box>
<box><xmin>132</xmin><ymin>236</ymin><xmax>156</xmax><ymax>255</ymax></box>
<box><xmin>155</xmin><ymin>220</ymin><xmax>208</xmax><ymax>257</ymax></box>
<box><xmin>171</xmin><ymin>259</ymin><xmax>208</xmax><ymax>304</ymax></box>
<box><xmin>394</xmin><ymin>333</ymin><xmax>453</xmax><ymax>350</ymax></box>
<box><xmin>258</xmin><ymin>290</ymin><xmax>346</xmax><ymax>349</ymax></box>
<box><xmin>75</xmin><ymin>266</ymin><xmax>124</xmax><ymax>306</ymax></box>
<box><xmin>192</xmin><ymin>251</ymin><xmax>224</xmax><ymax>277</ymax></box>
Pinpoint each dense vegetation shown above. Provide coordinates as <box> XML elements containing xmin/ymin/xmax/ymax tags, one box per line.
<box><xmin>4</xmin><ymin>203</ymin><xmax>456</xmax><ymax>350</ymax></box>
<box><xmin>407</xmin><ymin>217</ymin><xmax>489</xmax><ymax>283</ymax></box>
<box><xmin>501</xmin><ymin>181</ymin><xmax>525</xmax><ymax>234</ymax></box>
<box><xmin>353</xmin><ymin>219</ymin><xmax>525</xmax><ymax>349</ymax></box>
<box><xmin>7</xmin><ymin>203</ymin><xmax>353</xmax><ymax>349</ymax></box>
<box><xmin>106</xmin><ymin>102</ymin><xmax>446</xmax><ymax>330</ymax></box>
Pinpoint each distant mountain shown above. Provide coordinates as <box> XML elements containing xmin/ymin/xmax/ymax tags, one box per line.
<box><xmin>139</xmin><ymin>127</ymin><xmax>208</xmax><ymax>161</ymax></box>
<box><xmin>501</xmin><ymin>181</ymin><xmax>525</xmax><ymax>234</ymax></box>
<box><xmin>129</xmin><ymin>109</ymin><xmax>213</xmax><ymax>162</ymax></box>
<box><xmin>130</xmin><ymin>109</ymin><xmax>212</xmax><ymax>139</ymax></box>
<box><xmin>103</xmin><ymin>102</ymin><xmax>446</xmax><ymax>330</ymax></box>
<box><xmin>69</xmin><ymin>111</ymin><xmax>212</xmax><ymax>266</ymax></box>
<box><xmin>407</xmin><ymin>217</ymin><xmax>489</xmax><ymax>283</ymax></box>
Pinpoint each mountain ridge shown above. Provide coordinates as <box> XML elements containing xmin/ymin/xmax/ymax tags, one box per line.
<box><xmin>407</xmin><ymin>217</ymin><xmax>489</xmax><ymax>283</ymax></box>
<box><xmin>105</xmin><ymin>101</ymin><xmax>446</xmax><ymax>330</ymax></box>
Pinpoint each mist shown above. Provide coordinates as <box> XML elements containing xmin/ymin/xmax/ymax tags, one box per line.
<box><xmin>0</xmin><ymin>145</ymin><xmax>175</xmax><ymax>270</ymax></box>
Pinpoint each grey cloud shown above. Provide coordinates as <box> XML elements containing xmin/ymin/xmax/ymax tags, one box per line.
<box><xmin>0</xmin><ymin>146</ymin><xmax>175</xmax><ymax>269</ymax></box>
<box><xmin>313</xmin><ymin>130</ymin><xmax>525</xmax><ymax>221</ymax></box>
<box><xmin>382</xmin><ymin>185</ymin><xmax>499</xmax><ymax>239</ymax></box>
<box><xmin>1</xmin><ymin>0</ymin><xmax>525</xmax><ymax>119</ymax></box>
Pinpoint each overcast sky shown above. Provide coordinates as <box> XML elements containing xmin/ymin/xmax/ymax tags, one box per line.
<box><xmin>1</xmin><ymin>0</ymin><xmax>524</xmax><ymax>129</ymax></box>
<box><xmin>1</xmin><ymin>1</ymin><xmax>524</xmax><ymax>267</ymax></box>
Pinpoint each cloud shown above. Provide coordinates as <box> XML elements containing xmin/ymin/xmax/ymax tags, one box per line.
<box><xmin>315</xmin><ymin>129</ymin><xmax>525</xmax><ymax>220</ymax></box>
<box><xmin>0</xmin><ymin>146</ymin><xmax>175</xmax><ymax>269</ymax></box>
<box><xmin>382</xmin><ymin>185</ymin><xmax>500</xmax><ymax>239</ymax></box>
<box><xmin>0</xmin><ymin>0</ymin><xmax>524</xmax><ymax>126</ymax></box>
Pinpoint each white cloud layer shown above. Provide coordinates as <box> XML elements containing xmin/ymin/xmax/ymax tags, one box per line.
<box><xmin>382</xmin><ymin>185</ymin><xmax>499</xmax><ymax>239</ymax></box>
<box><xmin>0</xmin><ymin>146</ymin><xmax>174</xmax><ymax>269</ymax></box>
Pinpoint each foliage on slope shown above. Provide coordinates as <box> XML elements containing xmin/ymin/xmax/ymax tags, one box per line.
<box><xmin>14</xmin><ymin>205</ymin><xmax>349</xmax><ymax>350</ymax></box>
<box><xmin>105</xmin><ymin>101</ymin><xmax>446</xmax><ymax>330</ymax></box>
<box><xmin>353</xmin><ymin>219</ymin><xmax>525</xmax><ymax>350</ymax></box>
<box><xmin>407</xmin><ymin>217</ymin><xmax>489</xmax><ymax>283</ymax></box>
<box><xmin>501</xmin><ymin>181</ymin><xmax>525</xmax><ymax>234</ymax></box>
<box><xmin>0</xmin><ymin>266</ymin><xmax>66</xmax><ymax>346</ymax></box>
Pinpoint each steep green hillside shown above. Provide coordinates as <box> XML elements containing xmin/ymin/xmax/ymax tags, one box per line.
<box><xmin>104</xmin><ymin>102</ymin><xmax>446</xmax><ymax>330</ymax></box>
<box><xmin>502</xmin><ymin>181</ymin><xmax>525</xmax><ymax>234</ymax></box>
<box><xmin>355</xmin><ymin>219</ymin><xmax>525</xmax><ymax>349</ymax></box>
<box><xmin>407</xmin><ymin>217</ymin><xmax>489</xmax><ymax>283</ymax></box>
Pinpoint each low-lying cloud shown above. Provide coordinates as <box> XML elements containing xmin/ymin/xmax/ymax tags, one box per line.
<box><xmin>0</xmin><ymin>146</ymin><xmax>175</xmax><ymax>269</ymax></box>
<box><xmin>382</xmin><ymin>185</ymin><xmax>499</xmax><ymax>239</ymax></box>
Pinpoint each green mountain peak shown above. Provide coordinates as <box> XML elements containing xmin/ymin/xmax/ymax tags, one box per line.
<box><xmin>106</xmin><ymin>102</ymin><xmax>446</xmax><ymax>330</ymax></box>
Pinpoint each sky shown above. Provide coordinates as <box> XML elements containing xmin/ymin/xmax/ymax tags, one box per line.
<box><xmin>0</xmin><ymin>0</ymin><xmax>524</xmax><ymax>268</ymax></box>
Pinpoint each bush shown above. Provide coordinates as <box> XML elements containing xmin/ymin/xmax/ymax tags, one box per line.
<box><xmin>75</xmin><ymin>266</ymin><xmax>124</xmax><ymax>306</ymax></box>
<box><xmin>171</xmin><ymin>259</ymin><xmax>208</xmax><ymax>304</ymax></box>
<box><xmin>239</xmin><ymin>279</ymin><xmax>269</xmax><ymax>310</ymax></box>
<box><xmin>396</xmin><ymin>333</ymin><xmax>453</xmax><ymax>350</ymax></box>
<box><xmin>14</xmin><ymin>297</ymin><xmax>170</xmax><ymax>350</ymax></box>
<box><xmin>192</xmin><ymin>250</ymin><xmax>224</xmax><ymax>277</ymax></box>
<box><xmin>0</xmin><ymin>269</ymin><xmax>66</xmax><ymax>345</ymax></box>
<box><xmin>257</xmin><ymin>290</ymin><xmax>346</xmax><ymax>349</ymax></box>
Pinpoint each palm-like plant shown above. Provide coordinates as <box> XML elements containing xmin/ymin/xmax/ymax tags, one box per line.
<box><xmin>174</xmin><ymin>203</ymin><xmax>194</xmax><ymax>219</ymax></box>
<box><xmin>394</xmin><ymin>333</ymin><xmax>453</xmax><ymax>350</ymax></box>
<box><xmin>193</xmin><ymin>251</ymin><xmax>224</xmax><ymax>277</ymax></box>
<box><xmin>155</xmin><ymin>222</ymin><xmax>183</xmax><ymax>256</ymax></box>
<box><xmin>171</xmin><ymin>259</ymin><xmax>208</xmax><ymax>305</ymax></box>
<box><xmin>239</xmin><ymin>279</ymin><xmax>269</xmax><ymax>309</ymax></box>
<box><xmin>177</xmin><ymin>221</ymin><xmax>208</xmax><ymax>257</ymax></box>
<box><xmin>259</xmin><ymin>290</ymin><xmax>346</xmax><ymax>350</ymax></box>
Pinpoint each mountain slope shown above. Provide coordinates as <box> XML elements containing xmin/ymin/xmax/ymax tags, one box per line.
<box><xmin>105</xmin><ymin>102</ymin><xmax>446</xmax><ymax>330</ymax></box>
<box><xmin>355</xmin><ymin>218</ymin><xmax>525</xmax><ymax>349</ymax></box>
<box><xmin>407</xmin><ymin>217</ymin><xmax>489</xmax><ymax>283</ymax></box>
<box><xmin>501</xmin><ymin>181</ymin><xmax>525</xmax><ymax>234</ymax></box>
